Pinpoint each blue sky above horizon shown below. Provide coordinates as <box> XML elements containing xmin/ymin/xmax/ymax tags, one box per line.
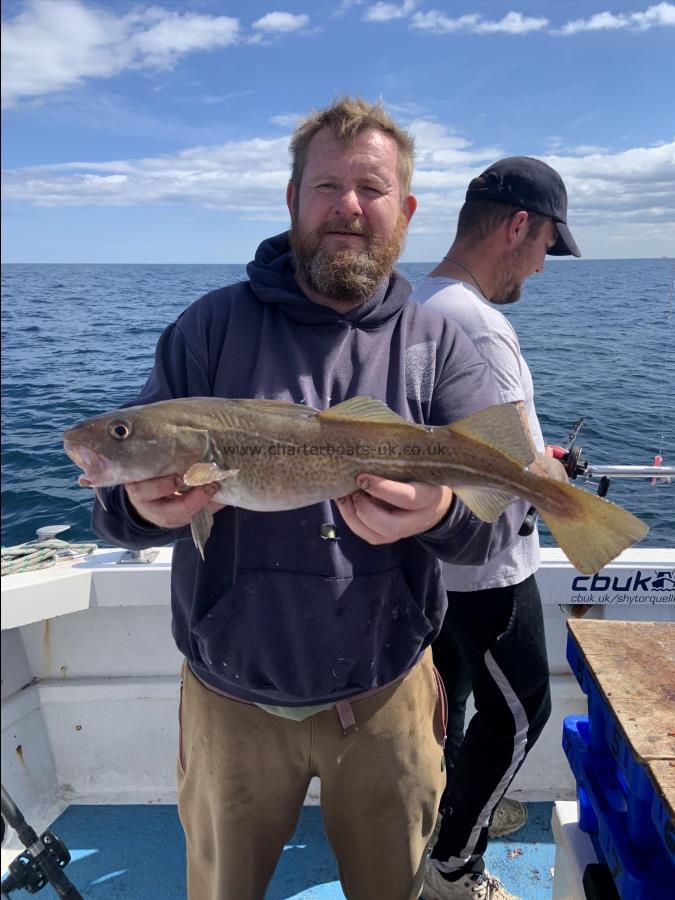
<box><xmin>2</xmin><ymin>0</ymin><xmax>674</xmax><ymax>263</ymax></box>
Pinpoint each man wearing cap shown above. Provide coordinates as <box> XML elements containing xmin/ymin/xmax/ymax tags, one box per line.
<box><xmin>412</xmin><ymin>157</ymin><xmax>580</xmax><ymax>900</ymax></box>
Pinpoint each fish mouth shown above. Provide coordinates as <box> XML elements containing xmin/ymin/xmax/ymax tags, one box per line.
<box><xmin>63</xmin><ymin>441</ymin><xmax>114</xmax><ymax>486</ymax></box>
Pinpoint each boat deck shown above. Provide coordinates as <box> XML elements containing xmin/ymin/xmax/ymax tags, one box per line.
<box><xmin>4</xmin><ymin>802</ymin><xmax>556</xmax><ymax>899</ymax></box>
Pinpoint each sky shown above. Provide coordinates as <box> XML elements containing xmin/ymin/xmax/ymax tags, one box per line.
<box><xmin>2</xmin><ymin>0</ymin><xmax>674</xmax><ymax>263</ymax></box>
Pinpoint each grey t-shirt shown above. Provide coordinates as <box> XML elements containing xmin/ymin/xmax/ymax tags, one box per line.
<box><xmin>411</xmin><ymin>276</ymin><xmax>543</xmax><ymax>591</ymax></box>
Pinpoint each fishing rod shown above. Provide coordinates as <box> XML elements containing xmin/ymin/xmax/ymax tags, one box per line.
<box><xmin>549</xmin><ymin>417</ymin><xmax>674</xmax><ymax>494</ymax></box>
<box><xmin>1</xmin><ymin>785</ymin><xmax>83</xmax><ymax>899</ymax></box>
<box><xmin>575</xmin><ymin>463</ymin><xmax>674</xmax><ymax>479</ymax></box>
<box><xmin>518</xmin><ymin>417</ymin><xmax>673</xmax><ymax>536</ymax></box>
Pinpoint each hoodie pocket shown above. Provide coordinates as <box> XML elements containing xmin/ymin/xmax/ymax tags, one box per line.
<box><xmin>191</xmin><ymin>566</ymin><xmax>433</xmax><ymax>701</ymax></box>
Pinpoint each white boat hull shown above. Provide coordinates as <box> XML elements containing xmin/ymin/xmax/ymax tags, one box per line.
<box><xmin>2</xmin><ymin>547</ymin><xmax>674</xmax><ymax>847</ymax></box>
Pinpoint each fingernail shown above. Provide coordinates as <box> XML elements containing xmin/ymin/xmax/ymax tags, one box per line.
<box><xmin>359</xmin><ymin>477</ymin><xmax>370</xmax><ymax>490</ymax></box>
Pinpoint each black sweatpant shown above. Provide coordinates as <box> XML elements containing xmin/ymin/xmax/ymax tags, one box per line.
<box><xmin>430</xmin><ymin>573</ymin><xmax>552</xmax><ymax>877</ymax></box>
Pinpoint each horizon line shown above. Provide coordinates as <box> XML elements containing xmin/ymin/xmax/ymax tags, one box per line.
<box><xmin>2</xmin><ymin>257</ymin><xmax>673</xmax><ymax>265</ymax></box>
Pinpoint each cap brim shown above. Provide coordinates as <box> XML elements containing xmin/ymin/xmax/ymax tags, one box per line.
<box><xmin>548</xmin><ymin>221</ymin><xmax>581</xmax><ymax>258</ymax></box>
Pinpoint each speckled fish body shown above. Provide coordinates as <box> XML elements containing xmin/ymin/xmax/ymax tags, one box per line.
<box><xmin>63</xmin><ymin>396</ymin><xmax>648</xmax><ymax>574</ymax></box>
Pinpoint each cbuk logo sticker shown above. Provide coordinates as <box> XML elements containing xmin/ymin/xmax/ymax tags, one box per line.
<box><xmin>568</xmin><ymin>570</ymin><xmax>675</xmax><ymax>605</ymax></box>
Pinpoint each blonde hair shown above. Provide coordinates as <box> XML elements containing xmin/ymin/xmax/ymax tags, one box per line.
<box><xmin>290</xmin><ymin>96</ymin><xmax>415</xmax><ymax>196</ymax></box>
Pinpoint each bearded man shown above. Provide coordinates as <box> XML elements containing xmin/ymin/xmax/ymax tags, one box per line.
<box><xmin>92</xmin><ymin>98</ymin><xmax>522</xmax><ymax>900</ymax></box>
<box><xmin>412</xmin><ymin>158</ymin><xmax>579</xmax><ymax>900</ymax></box>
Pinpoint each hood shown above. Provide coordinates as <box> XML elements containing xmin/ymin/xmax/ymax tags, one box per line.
<box><xmin>246</xmin><ymin>231</ymin><xmax>411</xmax><ymax>329</ymax></box>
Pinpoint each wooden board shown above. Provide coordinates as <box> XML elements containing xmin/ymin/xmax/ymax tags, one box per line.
<box><xmin>567</xmin><ymin>619</ymin><xmax>675</xmax><ymax>821</ymax></box>
<box><xmin>607</xmin><ymin>699</ymin><xmax>675</xmax><ymax>761</ymax></box>
<box><xmin>579</xmin><ymin>658</ymin><xmax>675</xmax><ymax>704</ymax></box>
<box><xmin>568</xmin><ymin>620</ymin><xmax>674</xmax><ymax>665</ymax></box>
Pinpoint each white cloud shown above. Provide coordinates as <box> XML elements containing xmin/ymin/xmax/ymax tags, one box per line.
<box><xmin>409</xmin><ymin>119</ymin><xmax>504</xmax><ymax>172</ymax></box>
<box><xmin>2</xmin><ymin>136</ymin><xmax>292</xmax><ymax>214</ymax></box>
<box><xmin>270</xmin><ymin>113</ymin><xmax>303</xmax><ymax>128</ymax></box>
<box><xmin>252</xmin><ymin>12</ymin><xmax>310</xmax><ymax>33</ymax></box>
<box><xmin>364</xmin><ymin>1</ymin><xmax>417</xmax><ymax>23</ymax></box>
<box><xmin>410</xmin><ymin>11</ymin><xmax>478</xmax><ymax>32</ymax></box>
<box><xmin>559</xmin><ymin>11</ymin><xmax>630</xmax><ymax>34</ymax></box>
<box><xmin>366</xmin><ymin>3</ymin><xmax>673</xmax><ymax>36</ymax></box>
<box><xmin>568</xmin><ymin>144</ymin><xmax>611</xmax><ymax>156</ymax></box>
<box><xmin>126</xmin><ymin>8</ymin><xmax>240</xmax><ymax>68</ymax></box>
<box><xmin>473</xmin><ymin>11</ymin><xmax>549</xmax><ymax>34</ymax></box>
<box><xmin>536</xmin><ymin>143</ymin><xmax>675</xmax><ymax>228</ymax></box>
<box><xmin>547</xmin><ymin>137</ymin><xmax>610</xmax><ymax>155</ymax></box>
<box><xmin>2</xmin><ymin>0</ymin><xmax>127</xmax><ymax>105</ymax></box>
<box><xmin>557</xmin><ymin>2</ymin><xmax>675</xmax><ymax>35</ymax></box>
<box><xmin>3</xmin><ymin>123</ymin><xmax>673</xmax><ymax>241</ymax></box>
<box><xmin>1</xmin><ymin>0</ymin><xmax>240</xmax><ymax>106</ymax></box>
<box><xmin>385</xmin><ymin>100</ymin><xmax>432</xmax><ymax>118</ymax></box>
<box><xmin>410</xmin><ymin>9</ymin><xmax>548</xmax><ymax>34</ymax></box>
<box><xmin>333</xmin><ymin>0</ymin><xmax>365</xmax><ymax>17</ymax></box>
<box><xmin>410</xmin><ymin>133</ymin><xmax>675</xmax><ymax>235</ymax></box>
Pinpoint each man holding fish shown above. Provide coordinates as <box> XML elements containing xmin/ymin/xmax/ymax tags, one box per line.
<box><xmin>64</xmin><ymin>98</ymin><xmax>645</xmax><ymax>900</ymax></box>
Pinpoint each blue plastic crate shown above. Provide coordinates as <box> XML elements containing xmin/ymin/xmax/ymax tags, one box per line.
<box><xmin>563</xmin><ymin>716</ymin><xmax>674</xmax><ymax>900</ymax></box>
<box><xmin>562</xmin><ymin>716</ymin><xmax>599</xmax><ymax>834</ymax></box>
<box><xmin>566</xmin><ymin>634</ymin><xmax>609</xmax><ymax>753</ymax></box>
<box><xmin>566</xmin><ymin>633</ymin><xmax>674</xmax><ymax>862</ymax></box>
<box><xmin>651</xmin><ymin>782</ymin><xmax>675</xmax><ymax>863</ymax></box>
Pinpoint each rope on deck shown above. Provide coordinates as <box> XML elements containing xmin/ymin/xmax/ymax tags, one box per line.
<box><xmin>1</xmin><ymin>539</ymin><xmax>98</xmax><ymax>576</ymax></box>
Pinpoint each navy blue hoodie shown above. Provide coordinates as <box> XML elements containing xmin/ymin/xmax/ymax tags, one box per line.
<box><xmin>93</xmin><ymin>233</ymin><xmax>521</xmax><ymax>705</ymax></box>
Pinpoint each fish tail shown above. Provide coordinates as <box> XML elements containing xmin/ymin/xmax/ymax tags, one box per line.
<box><xmin>538</xmin><ymin>484</ymin><xmax>648</xmax><ymax>575</ymax></box>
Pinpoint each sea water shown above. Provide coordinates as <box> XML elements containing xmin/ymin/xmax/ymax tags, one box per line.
<box><xmin>2</xmin><ymin>258</ymin><xmax>673</xmax><ymax>548</ymax></box>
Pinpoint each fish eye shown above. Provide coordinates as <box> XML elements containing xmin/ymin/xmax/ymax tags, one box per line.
<box><xmin>109</xmin><ymin>421</ymin><xmax>132</xmax><ymax>441</ymax></box>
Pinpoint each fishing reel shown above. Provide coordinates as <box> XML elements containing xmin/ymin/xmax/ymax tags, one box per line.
<box><xmin>549</xmin><ymin>418</ymin><xmax>612</xmax><ymax>498</ymax></box>
<box><xmin>517</xmin><ymin>416</ymin><xmax>672</xmax><ymax>536</ymax></box>
<box><xmin>1</xmin><ymin>830</ymin><xmax>72</xmax><ymax>895</ymax></box>
<box><xmin>0</xmin><ymin>786</ymin><xmax>83</xmax><ymax>899</ymax></box>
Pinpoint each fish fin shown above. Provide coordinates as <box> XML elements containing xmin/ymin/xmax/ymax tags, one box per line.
<box><xmin>94</xmin><ymin>487</ymin><xmax>108</xmax><ymax>512</ymax></box>
<box><xmin>318</xmin><ymin>397</ymin><xmax>427</xmax><ymax>430</ymax></box>
<box><xmin>447</xmin><ymin>402</ymin><xmax>537</xmax><ymax>466</ymax></box>
<box><xmin>453</xmin><ymin>486</ymin><xmax>516</xmax><ymax>522</ymax></box>
<box><xmin>184</xmin><ymin>463</ymin><xmax>240</xmax><ymax>486</ymax></box>
<box><xmin>190</xmin><ymin>507</ymin><xmax>214</xmax><ymax>560</ymax></box>
<box><xmin>538</xmin><ymin>484</ymin><xmax>648</xmax><ymax>575</ymax></box>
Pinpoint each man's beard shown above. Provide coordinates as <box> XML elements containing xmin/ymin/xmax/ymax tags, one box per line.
<box><xmin>490</xmin><ymin>245</ymin><xmax>528</xmax><ymax>305</ymax></box>
<box><xmin>491</xmin><ymin>281</ymin><xmax>523</xmax><ymax>305</ymax></box>
<box><xmin>289</xmin><ymin>213</ymin><xmax>408</xmax><ymax>306</ymax></box>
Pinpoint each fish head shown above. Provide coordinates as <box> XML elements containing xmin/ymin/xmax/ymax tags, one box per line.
<box><xmin>63</xmin><ymin>400</ymin><xmax>211</xmax><ymax>487</ymax></box>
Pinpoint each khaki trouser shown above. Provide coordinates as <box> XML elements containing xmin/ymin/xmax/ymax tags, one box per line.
<box><xmin>177</xmin><ymin>648</ymin><xmax>447</xmax><ymax>899</ymax></box>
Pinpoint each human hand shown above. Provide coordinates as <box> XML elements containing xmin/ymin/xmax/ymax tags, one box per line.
<box><xmin>530</xmin><ymin>448</ymin><xmax>568</xmax><ymax>483</ymax></box>
<box><xmin>336</xmin><ymin>475</ymin><xmax>453</xmax><ymax>545</ymax></box>
<box><xmin>124</xmin><ymin>474</ymin><xmax>224</xmax><ymax>529</ymax></box>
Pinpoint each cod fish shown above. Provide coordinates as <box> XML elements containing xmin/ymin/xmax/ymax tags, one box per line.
<box><xmin>63</xmin><ymin>396</ymin><xmax>648</xmax><ymax>574</ymax></box>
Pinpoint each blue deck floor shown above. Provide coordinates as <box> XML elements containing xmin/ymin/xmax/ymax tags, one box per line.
<box><xmin>4</xmin><ymin>802</ymin><xmax>555</xmax><ymax>899</ymax></box>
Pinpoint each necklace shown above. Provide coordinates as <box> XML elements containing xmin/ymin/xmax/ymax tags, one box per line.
<box><xmin>443</xmin><ymin>256</ymin><xmax>488</xmax><ymax>299</ymax></box>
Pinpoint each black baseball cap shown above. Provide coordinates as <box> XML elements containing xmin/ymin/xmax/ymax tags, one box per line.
<box><xmin>466</xmin><ymin>156</ymin><xmax>581</xmax><ymax>257</ymax></box>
